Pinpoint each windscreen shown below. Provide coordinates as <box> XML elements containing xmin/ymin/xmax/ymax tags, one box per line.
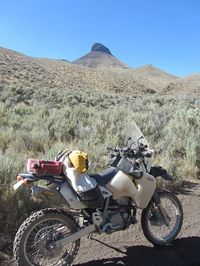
<box><xmin>125</xmin><ymin>122</ymin><xmax>149</xmax><ymax>147</ymax></box>
<box><xmin>124</xmin><ymin>122</ymin><xmax>152</xmax><ymax>171</ymax></box>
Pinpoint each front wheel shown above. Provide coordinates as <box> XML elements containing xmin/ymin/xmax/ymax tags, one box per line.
<box><xmin>141</xmin><ymin>191</ymin><xmax>183</xmax><ymax>246</ymax></box>
<box><xmin>13</xmin><ymin>208</ymin><xmax>80</xmax><ymax>266</ymax></box>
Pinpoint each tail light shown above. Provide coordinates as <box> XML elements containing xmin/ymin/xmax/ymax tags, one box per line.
<box><xmin>17</xmin><ymin>175</ymin><xmax>23</xmax><ymax>181</ymax></box>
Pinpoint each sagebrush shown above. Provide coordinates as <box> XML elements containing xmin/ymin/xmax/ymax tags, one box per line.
<box><xmin>0</xmin><ymin>83</ymin><xmax>199</xmax><ymax>239</ymax></box>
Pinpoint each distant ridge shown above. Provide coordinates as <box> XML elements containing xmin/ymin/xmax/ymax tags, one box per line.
<box><xmin>0</xmin><ymin>46</ymin><xmax>151</xmax><ymax>95</ymax></box>
<box><xmin>0</xmin><ymin>44</ymin><xmax>199</xmax><ymax>96</ymax></box>
<box><xmin>134</xmin><ymin>64</ymin><xmax>177</xmax><ymax>80</ymax></box>
<box><xmin>73</xmin><ymin>43</ymin><xmax>178</xmax><ymax>90</ymax></box>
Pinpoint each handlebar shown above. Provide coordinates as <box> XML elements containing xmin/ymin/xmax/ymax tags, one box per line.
<box><xmin>107</xmin><ymin>136</ymin><xmax>154</xmax><ymax>168</ymax></box>
<box><xmin>108</xmin><ymin>142</ymin><xmax>153</xmax><ymax>159</ymax></box>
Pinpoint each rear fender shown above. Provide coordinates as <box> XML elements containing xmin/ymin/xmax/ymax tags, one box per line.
<box><xmin>17</xmin><ymin>173</ymin><xmax>39</xmax><ymax>183</ymax></box>
<box><xmin>14</xmin><ymin>173</ymin><xmax>65</xmax><ymax>191</ymax></box>
<box><xmin>17</xmin><ymin>173</ymin><xmax>65</xmax><ymax>184</ymax></box>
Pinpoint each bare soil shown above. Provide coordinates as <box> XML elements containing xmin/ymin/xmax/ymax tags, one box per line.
<box><xmin>2</xmin><ymin>181</ymin><xmax>200</xmax><ymax>266</ymax></box>
<box><xmin>74</xmin><ymin>181</ymin><xmax>200</xmax><ymax>266</ymax></box>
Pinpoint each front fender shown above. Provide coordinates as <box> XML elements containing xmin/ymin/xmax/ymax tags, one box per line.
<box><xmin>150</xmin><ymin>166</ymin><xmax>174</xmax><ymax>181</ymax></box>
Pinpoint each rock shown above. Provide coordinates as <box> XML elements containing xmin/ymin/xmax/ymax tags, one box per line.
<box><xmin>91</xmin><ymin>43</ymin><xmax>112</xmax><ymax>55</ymax></box>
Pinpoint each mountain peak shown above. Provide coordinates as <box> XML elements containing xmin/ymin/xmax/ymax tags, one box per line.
<box><xmin>91</xmin><ymin>43</ymin><xmax>112</xmax><ymax>55</ymax></box>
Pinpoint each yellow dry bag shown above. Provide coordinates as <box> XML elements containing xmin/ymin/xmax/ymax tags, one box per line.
<box><xmin>68</xmin><ymin>150</ymin><xmax>88</xmax><ymax>173</ymax></box>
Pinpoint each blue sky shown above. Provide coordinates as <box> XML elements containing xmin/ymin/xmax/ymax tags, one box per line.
<box><xmin>1</xmin><ymin>0</ymin><xmax>200</xmax><ymax>76</ymax></box>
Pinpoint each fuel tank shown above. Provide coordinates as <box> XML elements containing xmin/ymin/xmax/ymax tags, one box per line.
<box><xmin>106</xmin><ymin>170</ymin><xmax>156</xmax><ymax>209</ymax></box>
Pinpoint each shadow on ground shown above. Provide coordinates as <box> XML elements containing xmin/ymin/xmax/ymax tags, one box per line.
<box><xmin>74</xmin><ymin>237</ymin><xmax>200</xmax><ymax>266</ymax></box>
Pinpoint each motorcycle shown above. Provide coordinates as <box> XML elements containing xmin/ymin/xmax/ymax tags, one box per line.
<box><xmin>13</xmin><ymin>125</ymin><xmax>183</xmax><ymax>266</ymax></box>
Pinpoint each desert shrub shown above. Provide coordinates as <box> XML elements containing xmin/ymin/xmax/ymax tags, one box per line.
<box><xmin>157</xmin><ymin>107</ymin><xmax>200</xmax><ymax>179</ymax></box>
<box><xmin>0</xmin><ymin>149</ymin><xmax>26</xmax><ymax>184</ymax></box>
<box><xmin>0</xmin><ymin>101</ymin><xmax>8</xmax><ymax>126</ymax></box>
<box><xmin>0</xmin><ymin>88</ymin><xmax>199</xmax><ymax>182</ymax></box>
<box><xmin>0</xmin><ymin>185</ymin><xmax>52</xmax><ymax>241</ymax></box>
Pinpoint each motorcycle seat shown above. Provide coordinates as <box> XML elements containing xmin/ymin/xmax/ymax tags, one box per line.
<box><xmin>88</xmin><ymin>167</ymin><xmax>118</xmax><ymax>186</ymax></box>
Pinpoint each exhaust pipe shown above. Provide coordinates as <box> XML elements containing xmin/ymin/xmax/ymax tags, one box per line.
<box><xmin>31</xmin><ymin>185</ymin><xmax>58</xmax><ymax>200</ymax></box>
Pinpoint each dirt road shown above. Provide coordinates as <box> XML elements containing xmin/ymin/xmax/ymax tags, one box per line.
<box><xmin>2</xmin><ymin>181</ymin><xmax>200</xmax><ymax>266</ymax></box>
<box><xmin>73</xmin><ymin>182</ymin><xmax>200</xmax><ymax>266</ymax></box>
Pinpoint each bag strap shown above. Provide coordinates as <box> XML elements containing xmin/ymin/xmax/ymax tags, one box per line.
<box><xmin>55</xmin><ymin>149</ymin><xmax>72</xmax><ymax>161</ymax></box>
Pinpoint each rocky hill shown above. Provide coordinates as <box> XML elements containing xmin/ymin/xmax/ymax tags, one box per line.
<box><xmin>73</xmin><ymin>43</ymin><xmax>179</xmax><ymax>91</ymax></box>
<box><xmin>73</xmin><ymin>43</ymin><xmax>129</xmax><ymax>70</ymax></box>
<box><xmin>0</xmin><ymin>44</ymin><xmax>199</xmax><ymax>97</ymax></box>
<box><xmin>160</xmin><ymin>73</ymin><xmax>200</xmax><ymax>97</ymax></box>
<box><xmin>0</xmin><ymin>47</ymin><xmax>153</xmax><ymax>95</ymax></box>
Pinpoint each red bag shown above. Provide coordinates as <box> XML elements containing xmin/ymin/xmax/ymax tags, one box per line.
<box><xmin>27</xmin><ymin>159</ymin><xmax>63</xmax><ymax>175</ymax></box>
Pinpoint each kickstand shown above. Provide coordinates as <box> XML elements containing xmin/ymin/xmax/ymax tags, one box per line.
<box><xmin>87</xmin><ymin>233</ymin><xmax>93</xmax><ymax>240</ymax></box>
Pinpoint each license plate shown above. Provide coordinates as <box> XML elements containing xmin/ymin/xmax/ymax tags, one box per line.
<box><xmin>13</xmin><ymin>179</ymin><xmax>25</xmax><ymax>190</ymax></box>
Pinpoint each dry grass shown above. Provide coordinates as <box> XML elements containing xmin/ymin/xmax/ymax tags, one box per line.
<box><xmin>1</xmin><ymin>46</ymin><xmax>200</xmax><ymax>96</ymax></box>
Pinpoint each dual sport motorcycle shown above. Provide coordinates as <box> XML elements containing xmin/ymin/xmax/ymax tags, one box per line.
<box><xmin>13</xmin><ymin>127</ymin><xmax>183</xmax><ymax>266</ymax></box>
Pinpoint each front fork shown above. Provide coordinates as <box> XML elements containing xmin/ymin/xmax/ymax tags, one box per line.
<box><xmin>152</xmin><ymin>190</ymin><xmax>170</xmax><ymax>226</ymax></box>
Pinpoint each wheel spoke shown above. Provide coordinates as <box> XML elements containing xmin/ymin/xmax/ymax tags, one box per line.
<box><xmin>148</xmin><ymin>196</ymin><xmax>181</xmax><ymax>240</ymax></box>
<box><xmin>142</xmin><ymin>192</ymin><xmax>183</xmax><ymax>245</ymax></box>
<box><xmin>33</xmin><ymin>249</ymin><xmax>40</xmax><ymax>264</ymax></box>
<box><xmin>23</xmin><ymin>218</ymin><xmax>78</xmax><ymax>265</ymax></box>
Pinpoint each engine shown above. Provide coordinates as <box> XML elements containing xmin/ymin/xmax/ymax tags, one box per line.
<box><xmin>91</xmin><ymin>195</ymin><xmax>136</xmax><ymax>233</ymax></box>
<box><xmin>102</xmin><ymin>197</ymin><xmax>130</xmax><ymax>233</ymax></box>
<box><xmin>107</xmin><ymin>209</ymin><xmax>129</xmax><ymax>228</ymax></box>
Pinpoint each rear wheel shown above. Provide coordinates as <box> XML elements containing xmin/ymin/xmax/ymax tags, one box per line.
<box><xmin>13</xmin><ymin>208</ymin><xmax>80</xmax><ymax>266</ymax></box>
<box><xmin>141</xmin><ymin>192</ymin><xmax>183</xmax><ymax>245</ymax></box>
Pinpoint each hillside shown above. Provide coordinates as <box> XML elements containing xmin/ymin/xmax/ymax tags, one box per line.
<box><xmin>1</xmin><ymin>44</ymin><xmax>200</xmax><ymax>96</ymax></box>
<box><xmin>73</xmin><ymin>43</ymin><xmax>179</xmax><ymax>91</ymax></box>
<box><xmin>0</xmin><ymin>47</ymin><xmax>152</xmax><ymax>95</ymax></box>
<box><xmin>161</xmin><ymin>76</ymin><xmax>200</xmax><ymax>97</ymax></box>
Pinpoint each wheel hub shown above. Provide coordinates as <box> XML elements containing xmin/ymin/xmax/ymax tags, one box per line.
<box><xmin>149</xmin><ymin>211</ymin><xmax>165</xmax><ymax>226</ymax></box>
<box><xmin>36</xmin><ymin>229</ymin><xmax>63</xmax><ymax>258</ymax></box>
